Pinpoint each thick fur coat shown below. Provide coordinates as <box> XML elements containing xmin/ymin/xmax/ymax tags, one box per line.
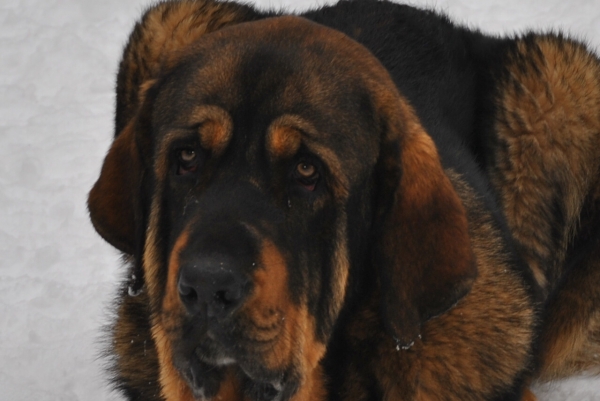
<box><xmin>88</xmin><ymin>1</ymin><xmax>600</xmax><ymax>400</ymax></box>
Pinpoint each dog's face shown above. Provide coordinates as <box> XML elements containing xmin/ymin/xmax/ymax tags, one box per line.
<box><xmin>147</xmin><ymin>18</ymin><xmax>385</xmax><ymax>398</ymax></box>
<box><xmin>89</xmin><ymin>16</ymin><xmax>475</xmax><ymax>401</ymax></box>
<box><xmin>151</xmin><ymin>17</ymin><xmax>381</xmax><ymax>397</ymax></box>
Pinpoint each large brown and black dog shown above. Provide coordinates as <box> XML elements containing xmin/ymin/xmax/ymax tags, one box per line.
<box><xmin>88</xmin><ymin>0</ymin><xmax>600</xmax><ymax>400</ymax></box>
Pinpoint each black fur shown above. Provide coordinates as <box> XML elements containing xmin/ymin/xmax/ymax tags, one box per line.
<box><xmin>92</xmin><ymin>1</ymin><xmax>600</xmax><ymax>400</ymax></box>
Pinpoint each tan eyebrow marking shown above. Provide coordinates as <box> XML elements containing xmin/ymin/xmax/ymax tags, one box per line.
<box><xmin>189</xmin><ymin>105</ymin><xmax>233</xmax><ymax>156</ymax></box>
<box><xmin>265</xmin><ymin>114</ymin><xmax>350</xmax><ymax>200</ymax></box>
<box><xmin>268</xmin><ymin>125</ymin><xmax>302</xmax><ymax>160</ymax></box>
<box><xmin>265</xmin><ymin>115</ymin><xmax>316</xmax><ymax>161</ymax></box>
<box><xmin>154</xmin><ymin>106</ymin><xmax>233</xmax><ymax>178</ymax></box>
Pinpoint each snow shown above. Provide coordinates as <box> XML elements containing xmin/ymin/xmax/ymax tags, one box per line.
<box><xmin>0</xmin><ymin>0</ymin><xmax>599</xmax><ymax>400</ymax></box>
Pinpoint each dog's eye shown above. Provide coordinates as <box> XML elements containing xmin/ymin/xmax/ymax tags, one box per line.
<box><xmin>294</xmin><ymin>162</ymin><xmax>319</xmax><ymax>191</ymax></box>
<box><xmin>177</xmin><ymin>149</ymin><xmax>199</xmax><ymax>175</ymax></box>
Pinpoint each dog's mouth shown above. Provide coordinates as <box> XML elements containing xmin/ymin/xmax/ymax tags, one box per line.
<box><xmin>175</xmin><ymin>333</ymin><xmax>289</xmax><ymax>401</ymax></box>
<box><xmin>182</xmin><ymin>350</ymin><xmax>228</xmax><ymax>400</ymax></box>
<box><xmin>169</xmin><ymin>284</ymin><xmax>294</xmax><ymax>400</ymax></box>
<box><xmin>180</xmin><ymin>350</ymin><xmax>286</xmax><ymax>401</ymax></box>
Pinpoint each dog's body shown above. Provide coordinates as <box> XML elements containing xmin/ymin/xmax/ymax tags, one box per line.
<box><xmin>88</xmin><ymin>1</ymin><xmax>600</xmax><ymax>400</ymax></box>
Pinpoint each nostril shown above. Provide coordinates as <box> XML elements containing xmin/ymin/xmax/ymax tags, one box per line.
<box><xmin>214</xmin><ymin>290</ymin><xmax>231</xmax><ymax>306</ymax></box>
<box><xmin>179</xmin><ymin>282</ymin><xmax>199</xmax><ymax>305</ymax></box>
<box><xmin>214</xmin><ymin>288</ymin><xmax>242</xmax><ymax>307</ymax></box>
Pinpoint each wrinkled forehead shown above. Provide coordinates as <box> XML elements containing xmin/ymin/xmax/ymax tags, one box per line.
<box><xmin>151</xmin><ymin>16</ymin><xmax>387</xmax><ymax>166</ymax></box>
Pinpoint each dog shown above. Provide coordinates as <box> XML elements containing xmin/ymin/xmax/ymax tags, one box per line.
<box><xmin>88</xmin><ymin>0</ymin><xmax>600</xmax><ymax>400</ymax></box>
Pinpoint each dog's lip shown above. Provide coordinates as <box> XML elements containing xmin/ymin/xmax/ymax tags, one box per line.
<box><xmin>194</xmin><ymin>346</ymin><xmax>236</xmax><ymax>366</ymax></box>
<box><xmin>237</xmin><ymin>365</ymin><xmax>285</xmax><ymax>401</ymax></box>
<box><xmin>188</xmin><ymin>320</ymin><xmax>281</xmax><ymax>363</ymax></box>
<box><xmin>183</xmin><ymin>352</ymin><xmax>223</xmax><ymax>401</ymax></box>
<box><xmin>178</xmin><ymin>319</ymin><xmax>286</xmax><ymax>398</ymax></box>
<box><xmin>205</xmin><ymin>318</ymin><xmax>283</xmax><ymax>352</ymax></box>
<box><xmin>243</xmin><ymin>380</ymin><xmax>283</xmax><ymax>401</ymax></box>
<box><xmin>185</xmin><ymin>349</ymin><xmax>284</xmax><ymax>401</ymax></box>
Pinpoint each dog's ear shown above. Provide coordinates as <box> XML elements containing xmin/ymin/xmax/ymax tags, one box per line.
<box><xmin>90</xmin><ymin>0</ymin><xmax>259</xmax><ymax>251</ymax></box>
<box><xmin>115</xmin><ymin>0</ymin><xmax>260</xmax><ymax>134</ymax></box>
<box><xmin>89</xmin><ymin>0</ymin><xmax>260</xmax><ymax>250</ymax></box>
<box><xmin>373</xmin><ymin>95</ymin><xmax>477</xmax><ymax>346</ymax></box>
<box><xmin>88</xmin><ymin>84</ymin><xmax>157</xmax><ymax>294</ymax></box>
<box><xmin>88</xmin><ymin>120</ymin><xmax>142</xmax><ymax>255</ymax></box>
<box><xmin>89</xmin><ymin>95</ymin><xmax>158</xmax><ymax>296</ymax></box>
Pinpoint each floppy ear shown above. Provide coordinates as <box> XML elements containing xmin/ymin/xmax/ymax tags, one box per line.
<box><xmin>88</xmin><ymin>122</ymin><xmax>141</xmax><ymax>255</ymax></box>
<box><xmin>374</xmin><ymin>98</ymin><xmax>477</xmax><ymax>346</ymax></box>
<box><xmin>88</xmin><ymin>0</ymin><xmax>260</xmax><ymax>291</ymax></box>
<box><xmin>88</xmin><ymin>86</ymin><xmax>157</xmax><ymax>294</ymax></box>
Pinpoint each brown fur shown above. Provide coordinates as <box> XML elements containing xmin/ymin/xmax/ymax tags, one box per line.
<box><xmin>191</xmin><ymin>106</ymin><xmax>233</xmax><ymax>156</ymax></box>
<box><xmin>340</xmin><ymin>171</ymin><xmax>535</xmax><ymax>401</ymax></box>
<box><xmin>110</xmin><ymin>289</ymin><xmax>162</xmax><ymax>400</ymax></box>
<box><xmin>522</xmin><ymin>389</ymin><xmax>538</xmax><ymax>401</ymax></box>
<box><xmin>266</xmin><ymin>117</ymin><xmax>305</xmax><ymax>161</ymax></box>
<box><xmin>88</xmin><ymin>121</ymin><xmax>140</xmax><ymax>253</ymax></box>
<box><xmin>490</xmin><ymin>35</ymin><xmax>600</xmax><ymax>291</ymax></box>
<box><xmin>414</xmin><ymin>171</ymin><xmax>534</xmax><ymax>400</ymax></box>
<box><xmin>152</xmin><ymin>322</ymin><xmax>197</xmax><ymax>401</ymax></box>
<box><xmin>375</xmin><ymin>98</ymin><xmax>477</xmax><ymax>345</ymax></box>
<box><xmin>154</xmin><ymin>231</ymin><xmax>193</xmax><ymax>401</ymax></box>
<box><xmin>489</xmin><ymin>34</ymin><xmax>600</xmax><ymax>381</ymax></box>
<box><xmin>89</xmin><ymin>2</ymin><xmax>600</xmax><ymax>401</ymax></box>
<box><xmin>250</xmin><ymin>240</ymin><xmax>327</xmax><ymax>400</ymax></box>
<box><xmin>536</xmin><ymin>245</ymin><xmax>600</xmax><ymax>380</ymax></box>
<box><xmin>115</xmin><ymin>0</ymin><xmax>260</xmax><ymax>133</ymax></box>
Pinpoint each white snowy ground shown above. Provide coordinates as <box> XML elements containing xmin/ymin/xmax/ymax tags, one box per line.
<box><xmin>1</xmin><ymin>0</ymin><xmax>600</xmax><ymax>400</ymax></box>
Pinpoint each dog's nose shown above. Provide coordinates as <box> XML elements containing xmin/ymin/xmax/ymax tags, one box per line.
<box><xmin>178</xmin><ymin>255</ymin><xmax>249</xmax><ymax>318</ymax></box>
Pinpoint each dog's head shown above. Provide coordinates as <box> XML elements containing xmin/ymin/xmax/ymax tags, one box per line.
<box><xmin>89</xmin><ymin>14</ymin><xmax>475</xmax><ymax>401</ymax></box>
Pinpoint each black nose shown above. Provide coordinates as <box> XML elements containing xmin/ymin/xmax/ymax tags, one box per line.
<box><xmin>178</xmin><ymin>255</ymin><xmax>250</xmax><ymax>318</ymax></box>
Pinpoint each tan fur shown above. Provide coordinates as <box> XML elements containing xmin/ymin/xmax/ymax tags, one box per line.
<box><xmin>331</xmin><ymin>171</ymin><xmax>534</xmax><ymax>401</ymax></box>
<box><xmin>371</xmin><ymin>171</ymin><xmax>534</xmax><ymax>401</ymax></box>
<box><xmin>154</xmin><ymin>230</ymin><xmax>193</xmax><ymax>401</ymax></box>
<box><xmin>330</xmin><ymin>220</ymin><xmax>350</xmax><ymax>324</ymax></box>
<box><xmin>189</xmin><ymin>106</ymin><xmax>233</xmax><ymax>156</ymax></box>
<box><xmin>240</xmin><ymin>239</ymin><xmax>327</xmax><ymax>401</ymax></box>
<box><xmin>490</xmin><ymin>35</ymin><xmax>600</xmax><ymax>382</ymax></box>
<box><xmin>265</xmin><ymin>121</ymin><xmax>353</xmax><ymax>327</ymax></box>
<box><xmin>291</xmin><ymin>364</ymin><xmax>327</xmax><ymax>401</ymax></box>
<box><xmin>161</xmin><ymin>230</ymin><xmax>190</xmax><ymax>331</ymax></box>
<box><xmin>242</xmin><ymin>239</ymin><xmax>290</xmax><ymax>347</ymax></box>
<box><xmin>266</xmin><ymin>116</ymin><xmax>305</xmax><ymax>161</ymax></box>
<box><xmin>124</xmin><ymin>167</ymin><xmax>190</xmax><ymax>401</ymax></box>
<box><xmin>152</xmin><ymin>323</ymin><xmax>197</xmax><ymax>401</ymax></box>
<box><xmin>414</xmin><ymin>178</ymin><xmax>534</xmax><ymax>400</ymax></box>
<box><xmin>91</xmin><ymin>5</ymin><xmax>600</xmax><ymax>400</ymax></box>
<box><xmin>521</xmin><ymin>389</ymin><xmax>538</xmax><ymax>401</ymax></box>
<box><xmin>416</xmin><ymin>171</ymin><xmax>534</xmax><ymax>400</ymax></box>
<box><xmin>250</xmin><ymin>240</ymin><xmax>327</xmax><ymax>373</ymax></box>
<box><xmin>136</xmin><ymin>0</ymin><xmax>247</xmax><ymax>70</ymax></box>
<box><xmin>491</xmin><ymin>36</ymin><xmax>600</xmax><ymax>291</ymax></box>
<box><xmin>537</xmin><ymin>247</ymin><xmax>600</xmax><ymax>380</ymax></box>
<box><xmin>212</xmin><ymin>370</ymin><xmax>245</xmax><ymax>401</ymax></box>
<box><xmin>116</xmin><ymin>0</ymin><xmax>258</xmax><ymax>130</ymax></box>
<box><xmin>143</xmin><ymin>168</ymin><xmax>169</xmax><ymax>312</ymax></box>
<box><xmin>377</xmin><ymin>98</ymin><xmax>476</xmax><ymax>345</ymax></box>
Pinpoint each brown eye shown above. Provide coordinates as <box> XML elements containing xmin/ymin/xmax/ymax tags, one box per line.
<box><xmin>177</xmin><ymin>149</ymin><xmax>199</xmax><ymax>175</ymax></box>
<box><xmin>295</xmin><ymin>162</ymin><xmax>319</xmax><ymax>191</ymax></box>
<box><xmin>180</xmin><ymin>149</ymin><xmax>196</xmax><ymax>163</ymax></box>
<box><xmin>297</xmin><ymin>163</ymin><xmax>316</xmax><ymax>178</ymax></box>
